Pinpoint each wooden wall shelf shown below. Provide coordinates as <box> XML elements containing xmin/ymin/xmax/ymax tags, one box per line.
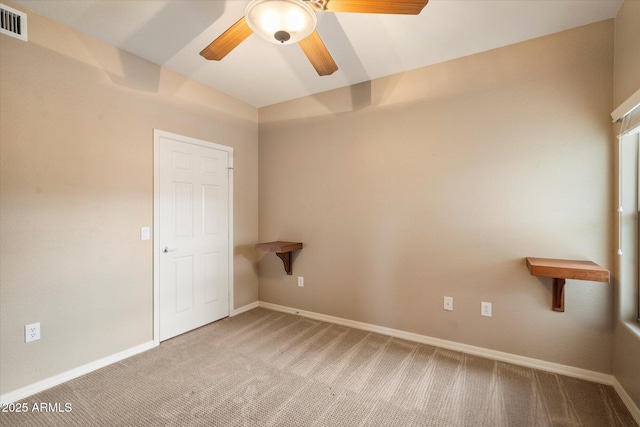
<box><xmin>256</xmin><ymin>241</ymin><xmax>303</xmax><ymax>275</ymax></box>
<box><xmin>525</xmin><ymin>257</ymin><xmax>610</xmax><ymax>312</ymax></box>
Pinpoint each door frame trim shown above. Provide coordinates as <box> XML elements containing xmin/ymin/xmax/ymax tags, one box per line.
<box><xmin>153</xmin><ymin>129</ymin><xmax>234</xmax><ymax>346</ymax></box>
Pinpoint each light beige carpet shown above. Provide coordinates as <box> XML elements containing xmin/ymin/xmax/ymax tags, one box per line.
<box><xmin>1</xmin><ymin>308</ymin><xmax>637</xmax><ymax>426</ymax></box>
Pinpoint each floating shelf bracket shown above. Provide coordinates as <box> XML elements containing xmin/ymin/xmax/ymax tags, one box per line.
<box><xmin>525</xmin><ymin>257</ymin><xmax>610</xmax><ymax>312</ymax></box>
<box><xmin>551</xmin><ymin>278</ymin><xmax>566</xmax><ymax>312</ymax></box>
<box><xmin>256</xmin><ymin>241</ymin><xmax>303</xmax><ymax>275</ymax></box>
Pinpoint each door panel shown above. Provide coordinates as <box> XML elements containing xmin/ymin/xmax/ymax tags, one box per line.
<box><xmin>175</xmin><ymin>256</ymin><xmax>194</xmax><ymax>312</ymax></box>
<box><xmin>174</xmin><ymin>183</ymin><xmax>194</xmax><ymax>237</ymax></box>
<box><xmin>202</xmin><ymin>185</ymin><xmax>219</xmax><ymax>235</ymax></box>
<box><xmin>158</xmin><ymin>134</ymin><xmax>230</xmax><ymax>341</ymax></box>
<box><xmin>203</xmin><ymin>252</ymin><xmax>219</xmax><ymax>303</ymax></box>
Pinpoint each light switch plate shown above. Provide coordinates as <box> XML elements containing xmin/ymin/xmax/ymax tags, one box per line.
<box><xmin>141</xmin><ymin>227</ymin><xmax>150</xmax><ymax>241</ymax></box>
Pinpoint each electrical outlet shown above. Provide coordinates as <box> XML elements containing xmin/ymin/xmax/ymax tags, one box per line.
<box><xmin>443</xmin><ymin>296</ymin><xmax>453</xmax><ymax>311</ymax></box>
<box><xmin>298</xmin><ymin>276</ymin><xmax>304</xmax><ymax>287</ymax></box>
<box><xmin>25</xmin><ymin>322</ymin><xmax>40</xmax><ymax>343</ymax></box>
<box><xmin>481</xmin><ymin>302</ymin><xmax>492</xmax><ymax>317</ymax></box>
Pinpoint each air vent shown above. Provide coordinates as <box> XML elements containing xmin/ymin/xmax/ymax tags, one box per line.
<box><xmin>0</xmin><ymin>3</ymin><xmax>27</xmax><ymax>42</ymax></box>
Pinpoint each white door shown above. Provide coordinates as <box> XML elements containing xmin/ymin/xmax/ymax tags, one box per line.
<box><xmin>156</xmin><ymin>131</ymin><xmax>231</xmax><ymax>342</ymax></box>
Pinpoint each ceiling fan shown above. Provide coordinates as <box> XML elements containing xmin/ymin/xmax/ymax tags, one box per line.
<box><xmin>199</xmin><ymin>0</ymin><xmax>429</xmax><ymax>76</ymax></box>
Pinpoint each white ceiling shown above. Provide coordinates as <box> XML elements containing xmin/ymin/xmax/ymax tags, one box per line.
<box><xmin>14</xmin><ymin>0</ymin><xmax>623</xmax><ymax>108</ymax></box>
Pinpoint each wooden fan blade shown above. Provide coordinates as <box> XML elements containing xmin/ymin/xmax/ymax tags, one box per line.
<box><xmin>299</xmin><ymin>30</ymin><xmax>338</xmax><ymax>76</ymax></box>
<box><xmin>325</xmin><ymin>0</ymin><xmax>428</xmax><ymax>15</ymax></box>
<box><xmin>200</xmin><ymin>17</ymin><xmax>253</xmax><ymax>61</ymax></box>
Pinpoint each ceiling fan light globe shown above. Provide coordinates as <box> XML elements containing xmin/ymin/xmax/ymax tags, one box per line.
<box><xmin>260</xmin><ymin>10</ymin><xmax>281</xmax><ymax>34</ymax></box>
<box><xmin>245</xmin><ymin>0</ymin><xmax>317</xmax><ymax>45</ymax></box>
<box><xmin>285</xmin><ymin>9</ymin><xmax>306</xmax><ymax>32</ymax></box>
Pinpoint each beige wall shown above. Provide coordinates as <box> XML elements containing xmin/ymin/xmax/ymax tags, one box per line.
<box><xmin>613</xmin><ymin>0</ymin><xmax>640</xmax><ymax>107</ymax></box>
<box><xmin>612</xmin><ymin>0</ymin><xmax>640</xmax><ymax>410</ymax></box>
<box><xmin>259</xmin><ymin>21</ymin><xmax>615</xmax><ymax>373</ymax></box>
<box><xmin>0</xmin><ymin>4</ymin><xmax>259</xmax><ymax>394</ymax></box>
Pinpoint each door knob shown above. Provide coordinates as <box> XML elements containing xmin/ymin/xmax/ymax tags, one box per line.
<box><xmin>162</xmin><ymin>247</ymin><xmax>178</xmax><ymax>253</ymax></box>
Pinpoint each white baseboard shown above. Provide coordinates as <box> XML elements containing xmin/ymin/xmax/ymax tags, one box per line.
<box><xmin>258</xmin><ymin>301</ymin><xmax>613</xmax><ymax>385</ymax></box>
<box><xmin>613</xmin><ymin>377</ymin><xmax>640</xmax><ymax>425</ymax></box>
<box><xmin>232</xmin><ymin>301</ymin><xmax>259</xmax><ymax>316</ymax></box>
<box><xmin>0</xmin><ymin>340</ymin><xmax>156</xmax><ymax>405</ymax></box>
